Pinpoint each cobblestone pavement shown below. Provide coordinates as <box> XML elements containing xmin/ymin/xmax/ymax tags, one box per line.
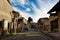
<box><xmin>1</xmin><ymin>31</ymin><xmax>53</xmax><ymax>40</ymax></box>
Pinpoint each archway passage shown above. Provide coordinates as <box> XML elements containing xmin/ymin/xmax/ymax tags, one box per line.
<box><xmin>0</xmin><ymin>21</ymin><xmax>2</xmax><ymax>27</ymax></box>
<box><xmin>0</xmin><ymin>21</ymin><xmax>3</xmax><ymax>35</ymax></box>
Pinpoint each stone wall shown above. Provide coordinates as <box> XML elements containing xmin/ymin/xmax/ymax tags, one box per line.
<box><xmin>43</xmin><ymin>20</ymin><xmax>50</xmax><ymax>32</ymax></box>
<box><xmin>58</xmin><ymin>12</ymin><xmax>60</xmax><ymax>33</ymax></box>
<box><xmin>49</xmin><ymin>12</ymin><xmax>60</xmax><ymax>32</ymax></box>
<box><xmin>0</xmin><ymin>0</ymin><xmax>13</xmax><ymax>22</ymax></box>
<box><xmin>38</xmin><ymin>18</ymin><xmax>50</xmax><ymax>31</ymax></box>
<box><xmin>0</xmin><ymin>0</ymin><xmax>13</xmax><ymax>35</ymax></box>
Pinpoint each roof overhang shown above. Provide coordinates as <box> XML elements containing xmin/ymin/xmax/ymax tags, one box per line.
<box><xmin>47</xmin><ymin>1</ymin><xmax>60</xmax><ymax>14</ymax></box>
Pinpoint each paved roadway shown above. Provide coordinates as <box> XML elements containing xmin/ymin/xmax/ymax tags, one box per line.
<box><xmin>1</xmin><ymin>31</ymin><xmax>53</xmax><ymax>40</ymax></box>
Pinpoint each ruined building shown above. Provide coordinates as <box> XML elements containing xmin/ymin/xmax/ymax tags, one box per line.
<box><xmin>0</xmin><ymin>0</ymin><xmax>28</xmax><ymax>35</ymax></box>
<box><xmin>8</xmin><ymin>11</ymin><xmax>20</xmax><ymax>33</ymax></box>
<box><xmin>17</xmin><ymin>17</ymin><xmax>28</xmax><ymax>32</ymax></box>
<box><xmin>0</xmin><ymin>0</ymin><xmax>13</xmax><ymax>35</ymax></box>
<box><xmin>38</xmin><ymin>18</ymin><xmax>50</xmax><ymax>31</ymax></box>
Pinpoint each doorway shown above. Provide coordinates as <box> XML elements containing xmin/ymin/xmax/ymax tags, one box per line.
<box><xmin>51</xmin><ymin>19</ymin><xmax>58</xmax><ymax>32</ymax></box>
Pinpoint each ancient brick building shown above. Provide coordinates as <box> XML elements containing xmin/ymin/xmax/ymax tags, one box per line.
<box><xmin>47</xmin><ymin>1</ymin><xmax>60</xmax><ymax>32</ymax></box>
<box><xmin>11</xmin><ymin>11</ymin><xmax>28</xmax><ymax>33</ymax></box>
<box><xmin>0</xmin><ymin>0</ymin><xmax>28</xmax><ymax>35</ymax></box>
<box><xmin>17</xmin><ymin>17</ymin><xmax>28</xmax><ymax>32</ymax></box>
<box><xmin>38</xmin><ymin>18</ymin><xmax>50</xmax><ymax>31</ymax></box>
<box><xmin>9</xmin><ymin>11</ymin><xmax>23</xmax><ymax>33</ymax></box>
<box><xmin>0</xmin><ymin>0</ymin><xmax>13</xmax><ymax>35</ymax></box>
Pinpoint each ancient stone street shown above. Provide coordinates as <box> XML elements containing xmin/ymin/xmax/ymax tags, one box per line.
<box><xmin>2</xmin><ymin>31</ymin><xmax>53</xmax><ymax>40</ymax></box>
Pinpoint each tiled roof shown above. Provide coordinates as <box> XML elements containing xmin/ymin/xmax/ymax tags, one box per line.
<box><xmin>48</xmin><ymin>1</ymin><xmax>60</xmax><ymax>13</ymax></box>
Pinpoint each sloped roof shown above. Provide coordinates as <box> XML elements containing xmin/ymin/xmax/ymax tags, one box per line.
<box><xmin>48</xmin><ymin>1</ymin><xmax>60</xmax><ymax>13</ymax></box>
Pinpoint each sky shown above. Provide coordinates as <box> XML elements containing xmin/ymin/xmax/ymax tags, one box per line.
<box><xmin>10</xmin><ymin>0</ymin><xmax>59</xmax><ymax>22</ymax></box>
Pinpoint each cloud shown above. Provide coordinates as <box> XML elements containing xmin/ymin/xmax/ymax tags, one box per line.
<box><xmin>12</xmin><ymin>7</ymin><xmax>32</xmax><ymax>20</ymax></box>
<box><xmin>10</xmin><ymin>0</ymin><xmax>59</xmax><ymax>22</ymax></box>
<box><xmin>38</xmin><ymin>0</ymin><xmax>59</xmax><ymax>12</ymax></box>
<box><xmin>30</xmin><ymin>3</ymin><xmax>50</xmax><ymax>22</ymax></box>
<box><xmin>19</xmin><ymin>0</ymin><xmax>25</xmax><ymax>5</ymax></box>
<box><xmin>25</xmin><ymin>8</ymin><xmax>31</xmax><ymax>12</ymax></box>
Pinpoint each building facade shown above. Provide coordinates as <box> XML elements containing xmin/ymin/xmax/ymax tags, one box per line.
<box><xmin>38</xmin><ymin>18</ymin><xmax>50</xmax><ymax>31</ymax></box>
<box><xmin>47</xmin><ymin>1</ymin><xmax>60</xmax><ymax>32</ymax></box>
<box><xmin>0</xmin><ymin>0</ymin><xmax>13</xmax><ymax>35</ymax></box>
<box><xmin>17</xmin><ymin>17</ymin><xmax>28</xmax><ymax>32</ymax></box>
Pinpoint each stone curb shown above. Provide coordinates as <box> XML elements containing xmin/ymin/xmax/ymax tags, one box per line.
<box><xmin>40</xmin><ymin>31</ymin><xmax>60</xmax><ymax>40</ymax></box>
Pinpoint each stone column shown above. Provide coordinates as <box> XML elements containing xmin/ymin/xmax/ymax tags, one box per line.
<box><xmin>3</xmin><ymin>19</ymin><xmax>8</xmax><ymax>34</ymax></box>
<box><xmin>14</xmin><ymin>19</ymin><xmax>17</xmax><ymax>33</ymax></box>
<box><xmin>9</xmin><ymin>22</ymin><xmax>13</xmax><ymax>34</ymax></box>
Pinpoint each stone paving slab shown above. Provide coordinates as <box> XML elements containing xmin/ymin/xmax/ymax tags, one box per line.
<box><xmin>42</xmin><ymin>31</ymin><xmax>60</xmax><ymax>40</ymax></box>
<box><xmin>1</xmin><ymin>31</ymin><xmax>53</xmax><ymax>40</ymax></box>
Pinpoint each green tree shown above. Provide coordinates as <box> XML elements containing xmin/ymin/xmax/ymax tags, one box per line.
<box><xmin>28</xmin><ymin>17</ymin><xmax>33</xmax><ymax>23</ymax></box>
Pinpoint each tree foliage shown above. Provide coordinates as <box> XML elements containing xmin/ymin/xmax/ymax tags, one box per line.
<box><xmin>28</xmin><ymin>17</ymin><xmax>33</xmax><ymax>23</ymax></box>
